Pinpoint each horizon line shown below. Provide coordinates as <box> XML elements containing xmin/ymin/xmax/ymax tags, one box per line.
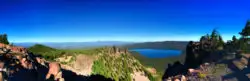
<box><xmin>11</xmin><ymin>40</ymin><xmax>194</xmax><ymax>43</ymax></box>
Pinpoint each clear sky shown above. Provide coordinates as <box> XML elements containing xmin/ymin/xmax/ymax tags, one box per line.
<box><xmin>0</xmin><ymin>0</ymin><xmax>250</xmax><ymax>42</ymax></box>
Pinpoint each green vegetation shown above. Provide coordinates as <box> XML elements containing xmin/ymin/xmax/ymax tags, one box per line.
<box><xmin>27</xmin><ymin>44</ymin><xmax>104</xmax><ymax>61</ymax></box>
<box><xmin>91</xmin><ymin>47</ymin><xmax>159</xmax><ymax>81</ymax></box>
<box><xmin>28</xmin><ymin>45</ymin><xmax>157</xmax><ymax>81</ymax></box>
<box><xmin>28</xmin><ymin>44</ymin><xmax>57</xmax><ymax>53</ymax></box>
<box><xmin>238</xmin><ymin>20</ymin><xmax>250</xmax><ymax>53</ymax></box>
<box><xmin>239</xmin><ymin>20</ymin><xmax>250</xmax><ymax>37</ymax></box>
<box><xmin>92</xmin><ymin>53</ymin><xmax>143</xmax><ymax>81</ymax></box>
<box><xmin>63</xmin><ymin>48</ymin><xmax>103</xmax><ymax>55</ymax></box>
<box><xmin>198</xmin><ymin>73</ymin><xmax>206</xmax><ymax>78</ymax></box>
<box><xmin>185</xmin><ymin>29</ymin><xmax>225</xmax><ymax>69</ymax></box>
<box><xmin>143</xmin><ymin>67</ymin><xmax>159</xmax><ymax>81</ymax></box>
<box><xmin>28</xmin><ymin>44</ymin><xmax>66</xmax><ymax>61</ymax></box>
<box><xmin>208</xmin><ymin>29</ymin><xmax>225</xmax><ymax>50</ymax></box>
<box><xmin>0</xmin><ymin>34</ymin><xmax>9</xmax><ymax>44</ymax></box>
<box><xmin>223</xmin><ymin>20</ymin><xmax>250</xmax><ymax>53</ymax></box>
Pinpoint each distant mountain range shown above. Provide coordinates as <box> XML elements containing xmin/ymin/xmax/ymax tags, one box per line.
<box><xmin>14</xmin><ymin>41</ymin><xmax>189</xmax><ymax>50</ymax></box>
<box><xmin>13</xmin><ymin>41</ymin><xmax>134</xmax><ymax>49</ymax></box>
<box><xmin>123</xmin><ymin>41</ymin><xmax>189</xmax><ymax>50</ymax></box>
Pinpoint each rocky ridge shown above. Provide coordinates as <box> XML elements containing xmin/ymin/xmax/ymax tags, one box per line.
<box><xmin>0</xmin><ymin>43</ymin><xmax>154</xmax><ymax>81</ymax></box>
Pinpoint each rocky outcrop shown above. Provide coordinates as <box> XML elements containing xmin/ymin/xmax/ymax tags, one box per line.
<box><xmin>162</xmin><ymin>61</ymin><xmax>186</xmax><ymax>79</ymax></box>
<box><xmin>0</xmin><ymin>43</ymin><xmax>27</xmax><ymax>54</ymax></box>
<box><xmin>184</xmin><ymin>39</ymin><xmax>223</xmax><ymax>69</ymax></box>
<box><xmin>163</xmin><ymin>62</ymin><xmax>224</xmax><ymax>81</ymax></box>
<box><xmin>56</xmin><ymin>55</ymin><xmax>73</xmax><ymax>63</ymax></box>
<box><xmin>10</xmin><ymin>46</ymin><xmax>27</xmax><ymax>53</ymax></box>
<box><xmin>59</xmin><ymin>55</ymin><xmax>96</xmax><ymax>76</ymax></box>
<box><xmin>0</xmin><ymin>43</ymin><xmax>149</xmax><ymax>81</ymax></box>
<box><xmin>0</xmin><ymin>43</ymin><xmax>115</xmax><ymax>81</ymax></box>
<box><xmin>107</xmin><ymin>46</ymin><xmax>129</xmax><ymax>55</ymax></box>
<box><xmin>163</xmin><ymin>34</ymin><xmax>225</xmax><ymax>80</ymax></box>
<box><xmin>185</xmin><ymin>41</ymin><xmax>200</xmax><ymax>69</ymax></box>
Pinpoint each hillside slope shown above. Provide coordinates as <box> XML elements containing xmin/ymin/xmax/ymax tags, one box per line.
<box><xmin>27</xmin><ymin>44</ymin><xmax>66</xmax><ymax>61</ymax></box>
<box><xmin>28</xmin><ymin>44</ymin><xmax>156</xmax><ymax>81</ymax></box>
<box><xmin>28</xmin><ymin>44</ymin><xmax>57</xmax><ymax>53</ymax></box>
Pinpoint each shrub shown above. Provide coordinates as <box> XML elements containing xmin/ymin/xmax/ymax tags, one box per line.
<box><xmin>198</xmin><ymin>73</ymin><xmax>206</xmax><ymax>78</ymax></box>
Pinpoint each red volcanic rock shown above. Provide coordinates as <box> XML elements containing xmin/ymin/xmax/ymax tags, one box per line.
<box><xmin>10</xmin><ymin>46</ymin><xmax>27</xmax><ymax>53</ymax></box>
<box><xmin>0</xmin><ymin>43</ymin><xmax>27</xmax><ymax>53</ymax></box>
<box><xmin>46</xmin><ymin>62</ymin><xmax>65</xmax><ymax>81</ymax></box>
<box><xmin>0</xmin><ymin>43</ymin><xmax>6</xmax><ymax>48</ymax></box>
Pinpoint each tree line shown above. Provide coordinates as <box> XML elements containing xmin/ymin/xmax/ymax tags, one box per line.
<box><xmin>0</xmin><ymin>34</ymin><xmax>9</xmax><ymax>45</ymax></box>
<box><xmin>227</xmin><ymin>20</ymin><xmax>250</xmax><ymax>53</ymax></box>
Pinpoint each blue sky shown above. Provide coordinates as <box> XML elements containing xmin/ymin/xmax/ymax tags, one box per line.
<box><xmin>0</xmin><ymin>0</ymin><xmax>250</xmax><ymax>42</ymax></box>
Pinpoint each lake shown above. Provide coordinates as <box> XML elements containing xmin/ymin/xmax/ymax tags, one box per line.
<box><xmin>130</xmin><ymin>49</ymin><xmax>182</xmax><ymax>58</ymax></box>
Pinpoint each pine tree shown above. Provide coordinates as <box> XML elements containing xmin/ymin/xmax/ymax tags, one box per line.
<box><xmin>210</xmin><ymin>29</ymin><xmax>219</xmax><ymax>50</ymax></box>
<box><xmin>200</xmin><ymin>36</ymin><xmax>206</xmax><ymax>42</ymax></box>
<box><xmin>0</xmin><ymin>34</ymin><xmax>9</xmax><ymax>44</ymax></box>
<box><xmin>239</xmin><ymin>37</ymin><xmax>247</xmax><ymax>52</ymax></box>
<box><xmin>218</xmin><ymin>35</ymin><xmax>224</xmax><ymax>48</ymax></box>
<box><xmin>231</xmin><ymin>35</ymin><xmax>238</xmax><ymax>49</ymax></box>
<box><xmin>239</xmin><ymin>20</ymin><xmax>250</xmax><ymax>53</ymax></box>
<box><xmin>219</xmin><ymin>35</ymin><xmax>224</xmax><ymax>43</ymax></box>
<box><xmin>232</xmin><ymin>35</ymin><xmax>238</xmax><ymax>42</ymax></box>
<box><xmin>0</xmin><ymin>35</ymin><xmax>3</xmax><ymax>43</ymax></box>
<box><xmin>200</xmin><ymin>36</ymin><xmax>206</xmax><ymax>49</ymax></box>
<box><xmin>211</xmin><ymin>29</ymin><xmax>219</xmax><ymax>41</ymax></box>
<box><xmin>239</xmin><ymin>20</ymin><xmax>250</xmax><ymax>37</ymax></box>
<box><xmin>3</xmin><ymin>34</ymin><xmax>9</xmax><ymax>44</ymax></box>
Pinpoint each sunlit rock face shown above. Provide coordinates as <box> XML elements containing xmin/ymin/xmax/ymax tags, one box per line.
<box><xmin>0</xmin><ymin>43</ymin><xmax>27</xmax><ymax>54</ymax></box>
<box><xmin>59</xmin><ymin>55</ymin><xmax>95</xmax><ymax>76</ymax></box>
<box><xmin>131</xmin><ymin>71</ymin><xmax>150</xmax><ymax>81</ymax></box>
<box><xmin>10</xmin><ymin>46</ymin><xmax>27</xmax><ymax>53</ymax></box>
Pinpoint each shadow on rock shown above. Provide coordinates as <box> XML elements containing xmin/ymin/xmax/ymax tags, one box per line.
<box><xmin>62</xmin><ymin>69</ymin><xmax>114</xmax><ymax>81</ymax></box>
<box><xmin>162</xmin><ymin>61</ymin><xmax>186</xmax><ymax>80</ymax></box>
<box><xmin>222</xmin><ymin>60</ymin><xmax>250</xmax><ymax>81</ymax></box>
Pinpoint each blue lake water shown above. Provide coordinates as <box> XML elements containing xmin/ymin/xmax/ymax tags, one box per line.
<box><xmin>130</xmin><ymin>49</ymin><xmax>182</xmax><ymax>58</ymax></box>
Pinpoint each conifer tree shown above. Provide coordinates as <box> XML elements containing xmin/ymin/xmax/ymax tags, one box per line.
<box><xmin>239</xmin><ymin>20</ymin><xmax>250</xmax><ymax>52</ymax></box>
<box><xmin>239</xmin><ymin>20</ymin><xmax>250</xmax><ymax>37</ymax></box>
<box><xmin>232</xmin><ymin>35</ymin><xmax>237</xmax><ymax>42</ymax></box>
<box><xmin>218</xmin><ymin>35</ymin><xmax>224</xmax><ymax>47</ymax></box>
<box><xmin>0</xmin><ymin>34</ymin><xmax>9</xmax><ymax>44</ymax></box>
<box><xmin>211</xmin><ymin>29</ymin><xmax>219</xmax><ymax>40</ymax></box>
<box><xmin>0</xmin><ymin>35</ymin><xmax>3</xmax><ymax>43</ymax></box>
<box><xmin>3</xmin><ymin>34</ymin><xmax>9</xmax><ymax>44</ymax></box>
<box><xmin>210</xmin><ymin>29</ymin><xmax>220</xmax><ymax>50</ymax></box>
<box><xmin>231</xmin><ymin>35</ymin><xmax>240</xmax><ymax>50</ymax></box>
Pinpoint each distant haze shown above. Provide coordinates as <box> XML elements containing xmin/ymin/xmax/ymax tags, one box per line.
<box><xmin>14</xmin><ymin>41</ymin><xmax>134</xmax><ymax>49</ymax></box>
